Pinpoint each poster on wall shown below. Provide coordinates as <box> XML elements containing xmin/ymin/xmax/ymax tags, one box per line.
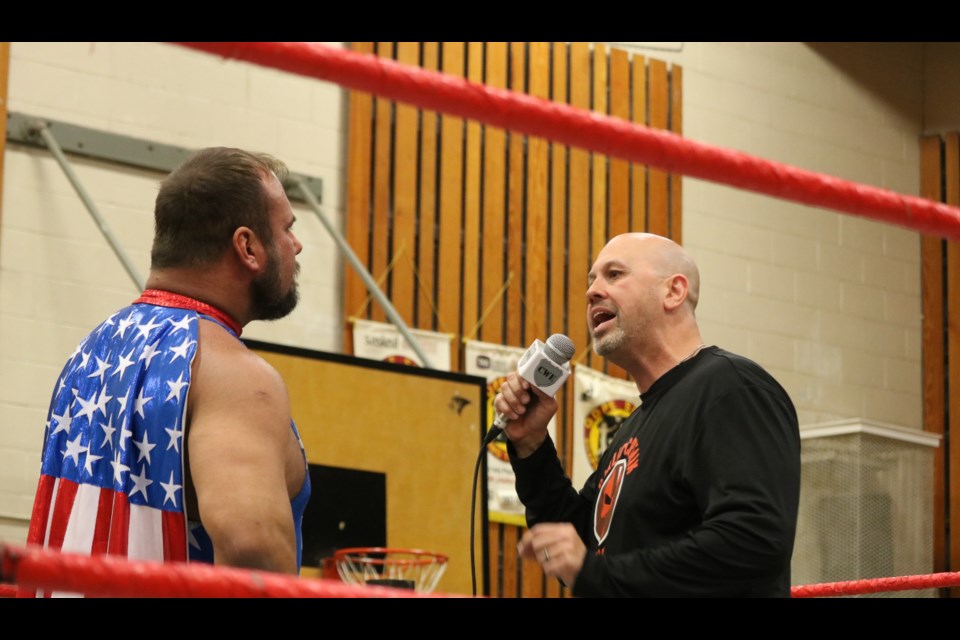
<box><xmin>464</xmin><ymin>339</ymin><xmax>558</xmax><ymax>526</ymax></box>
<box><xmin>352</xmin><ymin>319</ymin><xmax>452</xmax><ymax>371</ymax></box>
<box><xmin>572</xmin><ymin>365</ymin><xmax>640</xmax><ymax>490</ymax></box>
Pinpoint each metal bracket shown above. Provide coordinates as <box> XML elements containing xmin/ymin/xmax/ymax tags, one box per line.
<box><xmin>6</xmin><ymin>111</ymin><xmax>323</xmax><ymax>204</ymax></box>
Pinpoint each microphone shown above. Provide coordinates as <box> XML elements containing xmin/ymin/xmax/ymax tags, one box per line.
<box><xmin>483</xmin><ymin>334</ymin><xmax>576</xmax><ymax>447</ymax></box>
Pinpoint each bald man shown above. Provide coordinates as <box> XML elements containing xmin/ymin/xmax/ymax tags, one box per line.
<box><xmin>494</xmin><ymin>233</ymin><xmax>801</xmax><ymax>597</ymax></box>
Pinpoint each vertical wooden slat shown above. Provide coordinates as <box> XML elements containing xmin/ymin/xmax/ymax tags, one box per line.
<box><xmin>343</xmin><ymin>42</ymin><xmax>375</xmax><ymax>352</ymax></box>
<box><xmin>525</xmin><ymin>42</ymin><xmax>550</xmax><ymax>357</ymax></box>
<box><xmin>506</xmin><ymin>42</ymin><xmax>526</xmax><ymax>348</ymax></box>
<box><xmin>416</xmin><ymin>42</ymin><xmax>439</xmax><ymax>331</ymax></box>
<box><xmin>482</xmin><ymin>43</ymin><xmax>510</xmax><ymax>595</ymax></box>
<box><xmin>520</xmin><ymin>529</ymin><xmax>543</xmax><ymax>597</ymax></box>
<box><xmin>546</xmin><ymin>572</ymin><xmax>562</xmax><ymax>598</ymax></box>
<box><xmin>946</xmin><ymin>133</ymin><xmax>960</xmax><ymax>597</ymax></box>
<box><xmin>607</xmin><ymin>47</ymin><xmax>630</xmax><ymax>241</ymax></box>
<box><xmin>549</xmin><ymin>42</ymin><xmax>570</xmax><ymax>465</ymax></box>
<box><xmin>590</xmin><ymin>43</ymin><xmax>609</xmax><ymax>270</ymax></box>
<box><xmin>0</xmin><ymin>42</ymin><xmax>9</xmax><ymax>246</ymax></box>
<box><xmin>462</xmin><ymin>42</ymin><xmax>484</xmax><ymax>343</ymax></box>
<box><xmin>370</xmin><ymin>42</ymin><xmax>395</xmax><ymax>324</ymax></box>
<box><xmin>630</xmin><ymin>55</ymin><xmax>648</xmax><ymax>232</ymax></box>
<box><xmin>648</xmin><ymin>58</ymin><xmax>669</xmax><ymax>236</ymax></box>
<box><xmin>488</xmin><ymin>520</ymin><xmax>502</xmax><ymax>597</ymax></box>
<box><xmin>605</xmin><ymin>46</ymin><xmax>631</xmax><ymax>382</ymax></box>
<box><xmin>481</xmin><ymin>42</ymin><xmax>508</xmax><ymax>344</ymax></box>
<box><xmin>438</xmin><ymin>43</ymin><xmax>466</xmax><ymax>370</ymax></box>
<box><xmin>669</xmin><ymin>64</ymin><xmax>684</xmax><ymax>245</ymax></box>
<box><xmin>391</xmin><ymin>42</ymin><xmax>420</xmax><ymax>326</ymax></box>
<box><xmin>590</xmin><ymin>44</ymin><xmax>608</xmax><ymax>374</ymax></box>
<box><xmin>566</xmin><ymin>42</ymin><xmax>592</xmax><ymax>476</ymax></box>
<box><xmin>501</xmin><ymin>524</ymin><xmax>520</xmax><ymax>598</ymax></box>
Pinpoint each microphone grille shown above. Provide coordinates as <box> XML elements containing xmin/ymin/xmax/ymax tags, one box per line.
<box><xmin>546</xmin><ymin>334</ymin><xmax>576</xmax><ymax>363</ymax></box>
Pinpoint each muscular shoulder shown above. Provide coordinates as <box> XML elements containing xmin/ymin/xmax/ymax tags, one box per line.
<box><xmin>188</xmin><ymin>319</ymin><xmax>289</xmax><ymax>425</ymax></box>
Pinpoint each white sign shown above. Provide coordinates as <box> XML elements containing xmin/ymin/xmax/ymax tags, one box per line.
<box><xmin>352</xmin><ymin>319</ymin><xmax>452</xmax><ymax>371</ymax></box>
<box><xmin>572</xmin><ymin>365</ymin><xmax>640</xmax><ymax>490</ymax></box>
<box><xmin>465</xmin><ymin>339</ymin><xmax>558</xmax><ymax>526</ymax></box>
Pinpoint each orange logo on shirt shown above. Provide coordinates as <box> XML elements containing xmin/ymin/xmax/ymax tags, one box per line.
<box><xmin>593</xmin><ymin>435</ymin><xmax>640</xmax><ymax>545</ymax></box>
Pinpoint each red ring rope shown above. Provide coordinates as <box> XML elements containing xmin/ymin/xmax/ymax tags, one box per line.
<box><xmin>173</xmin><ymin>42</ymin><xmax>960</xmax><ymax>241</ymax></box>
<box><xmin>791</xmin><ymin>571</ymin><xmax>960</xmax><ymax>598</ymax></box>
<box><xmin>5</xmin><ymin>542</ymin><xmax>960</xmax><ymax>597</ymax></box>
<box><xmin>0</xmin><ymin>544</ymin><xmax>454</xmax><ymax>598</ymax></box>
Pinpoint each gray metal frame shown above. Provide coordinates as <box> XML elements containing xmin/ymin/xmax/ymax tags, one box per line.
<box><xmin>6</xmin><ymin>111</ymin><xmax>433</xmax><ymax>367</ymax></box>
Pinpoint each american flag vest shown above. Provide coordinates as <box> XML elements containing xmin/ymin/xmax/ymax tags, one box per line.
<box><xmin>22</xmin><ymin>302</ymin><xmax>200</xmax><ymax>596</ymax></box>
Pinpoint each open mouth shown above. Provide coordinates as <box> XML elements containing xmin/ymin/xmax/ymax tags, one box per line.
<box><xmin>591</xmin><ymin>309</ymin><xmax>617</xmax><ymax>333</ymax></box>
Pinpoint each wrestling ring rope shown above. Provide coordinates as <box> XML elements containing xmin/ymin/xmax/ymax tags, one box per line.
<box><xmin>3</xmin><ymin>543</ymin><xmax>960</xmax><ymax>597</ymax></box>
<box><xmin>2</xmin><ymin>41</ymin><xmax>955</xmax><ymax>598</ymax></box>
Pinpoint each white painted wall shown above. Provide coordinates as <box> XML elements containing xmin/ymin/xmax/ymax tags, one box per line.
<box><xmin>0</xmin><ymin>42</ymin><xmax>942</xmax><ymax>549</ymax></box>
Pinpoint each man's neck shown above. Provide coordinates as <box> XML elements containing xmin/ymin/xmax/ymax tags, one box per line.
<box><xmin>145</xmin><ymin>268</ymin><xmax>250</xmax><ymax>328</ymax></box>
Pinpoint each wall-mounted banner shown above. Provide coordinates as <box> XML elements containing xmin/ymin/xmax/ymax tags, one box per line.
<box><xmin>464</xmin><ymin>339</ymin><xmax>558</xmax><ymax>526</ymax></box>
<box><xmin>572</xmin><ymin>365</ymin><xmax>640</xmax><ymax>490</ymax></box>
<box><xmin>352</xmin><ymin>319</ymin><xmax>453</xmax><ymax>371</ymax></box>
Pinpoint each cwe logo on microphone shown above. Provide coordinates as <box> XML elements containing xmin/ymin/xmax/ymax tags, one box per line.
<box><xmin>534</xmin><ymin>360</ymin><xmax>562</xmax><ymax>387</ymax></box>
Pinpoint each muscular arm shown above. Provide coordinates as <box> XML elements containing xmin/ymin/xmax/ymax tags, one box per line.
<box><xmin>186</xmin><ymin>322</ymin><xmax>297</xmax><ymax>574</ymax></box>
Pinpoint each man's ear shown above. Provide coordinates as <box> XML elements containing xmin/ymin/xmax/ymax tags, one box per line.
<box><xmin>663</xmin><ymin>274</ymin><xmax>689</xmax><ymax>311</ymax></box>
<box><xmin>232</xmin><ymin>226</ymin><xmax>266</xmax><ymax>274</ymax></box>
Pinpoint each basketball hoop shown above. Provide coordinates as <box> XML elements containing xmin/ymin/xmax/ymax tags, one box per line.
<box><xmin>333</xmin><ymin>547</ymin><xmax>448</xmax><ymax>594</ymax></box>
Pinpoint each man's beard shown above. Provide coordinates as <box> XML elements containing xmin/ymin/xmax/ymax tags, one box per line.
<box><xmin>250</xmin><ymin>249</ymin><xmax>299</xmax><ymax>321</ymax></box>
<box><xmin>593</xmin><ymin>323</ymin><xmax>627</xmax><ymax>358</ymax></box>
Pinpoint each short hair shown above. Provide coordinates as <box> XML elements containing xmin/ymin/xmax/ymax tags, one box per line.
<box><xmin>151</xmin><ymin>147</ymin><xmax>289</xmax><ymax>269</ymax></box>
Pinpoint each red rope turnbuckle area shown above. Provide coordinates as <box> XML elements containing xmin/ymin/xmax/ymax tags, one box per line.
<box><xmin>173</xmin><ymin>42</ymin><xmax>960</xmax><ymax>242</ymax></box>
<box><xmin>0</xmin><ymin>544</ymin><xmax>461</xmax><ymax>598</ymax></box>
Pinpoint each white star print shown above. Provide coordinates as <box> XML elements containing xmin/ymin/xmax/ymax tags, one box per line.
<box><xmin>133</xmin><ymin>388</ymin><xmax>153</xmax><ymax>419</ymax></box>
<box><xmin>111</xmin><ymin>451</ymin><xmax>130</xmax><ymax>484</ymax></box>
<box><xmin>114</xmin><ymin>313</ymin><xmax>136</xmax><ymax>339</ymax></box>
<box><xmin>139</xmin><ymin>342</ymin><xmax>161</xmax><ymax>368</ymax></box>
<box><xmin>62</xmin><ymin>433</ymin><xmax>86</xmax><ymax>466</ymax></box>
<box><xmin>160</xmin><ymin>470</ymin><xmax>182</xmax><ymax>507</ymax></box>
<box><xmin>128</xmin><ymin>465</ymin><xmax>153</xmax><ymax>500</ymax></box>
<box><xmin>165</xmin><ymin>425</ymin><xmax>183</xmax><ymax>452</ymax></box>
<box><xmin>118</xmin><ymin>425</ymin><xmax>133</xmax><ymax>451</ymax></box>
<box><xmin>73</xmin><ymin>391</ymin><xmax>99</xmax><ymax>423</ymax></box>
<box><xmin>111</xmin><ymin>350</ymin><xmax>136</xmax><ymax>381</ymax></box>
<box><xmin>93</xmin><ymin>387</ymin><xmax>113</xmax><ymax>417</ymax></box>
<box><xmin>50</xmin><ymin>406</ymin><xmax>73</xmax><ymax>436</ymax></box>
<box><xmin>84</xmin><ymin>449</ymin><xmax>103</xmax><ymax>475</ymax></box>
<box><xmin>165</xmin><ymin>373</ymin><xmax>189</xmax><ymax>403</ymax></box>
<box><xmin>87</xmin><ymin>357</ymin><xmax>111</xmax><ymax>384</ymax></box>
<box><xmin>168</xmin><ymin>315</ymin><xmax>194</xmax><ymax>333</ymax></box>
<box><xmin>99</xmin><ymin>414</ymin><xmax>117</xmax><ymax>450</ymax></box>
<box><xmin>136</xmin><ymin>317</ymin><xmax>163</xmax><ymax>340</ymax></box>
<box><xmin>116</xmin><ymin>389</ymin><xmax>131</xmax><ymax>417</ymax></box>
<box><xmin>168</xmin><ymin>337</ymin><xmax>196</xmax><ymax>363</ymax></box>
<box><xmin>78</xmin><ymin>350</ymin><xmax>91</xmax><ymax>370</ymax></box>
<box><xmin>133</xmin><ymin>431</ymin><xmax>156</xmax><ymax>465</ymax></box>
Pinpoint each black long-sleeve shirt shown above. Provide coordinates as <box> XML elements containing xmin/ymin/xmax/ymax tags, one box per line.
<box><xmin>509</xmin><ymin>346</ymin><xmax>801</xmax><ymax>597</ymax></box>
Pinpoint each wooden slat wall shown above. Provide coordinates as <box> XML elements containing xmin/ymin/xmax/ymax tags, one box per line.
<box><xmin>344</xmin><ymin>42</ymin><xmax>682</xmax><ymax>597</ymax></box>
<box><xmin>417</xmin><ymin>43</ymin><xmax>439</xmax><ymax>330</ymax></box>
<box><xmin>920</xmin><ymin>132</ymin><xmax>960</xmax><ymax>598</ymax></box>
